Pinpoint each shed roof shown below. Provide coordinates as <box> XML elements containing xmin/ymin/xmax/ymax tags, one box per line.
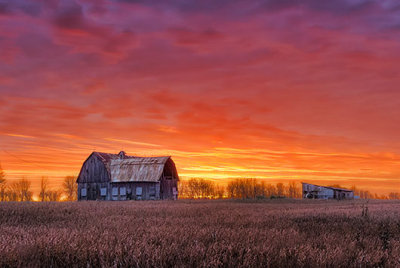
<box><xmin>302</xmin><ymin>182</ymin><xmax>353</xmax><ymax>192</ymax></box>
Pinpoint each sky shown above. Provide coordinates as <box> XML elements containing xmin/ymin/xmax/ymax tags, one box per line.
<box><xmin>0</xmin><ymin>0</ymin><xmax>400</xmax><ymax>195</ymax></box>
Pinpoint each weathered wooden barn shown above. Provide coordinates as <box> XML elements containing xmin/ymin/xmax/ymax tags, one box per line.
<box><xmin>302</xmin><ymin>182</ymin><xmax>354</xmax><ymax>200</ymax></box>
<box><xmin>76</xmin><ymin>151</ymin><xmax>179</xmax><ymax>201</ymax></box>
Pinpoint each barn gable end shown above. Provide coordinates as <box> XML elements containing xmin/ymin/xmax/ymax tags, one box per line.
<box><xmin>76</xmin><ymin>152</ymin><xmax>111</xmax><ymax>184</ymax></box>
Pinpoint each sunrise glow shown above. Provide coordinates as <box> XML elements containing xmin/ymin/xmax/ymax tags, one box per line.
<box><xmin>1</xmin><ymin>0</ymin><xmax>400</xmax><ymax>195</ymax></box>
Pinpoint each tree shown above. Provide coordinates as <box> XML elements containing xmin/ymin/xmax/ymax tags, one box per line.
<box><xmin>0</xmin><ymin>163</ymin><xmax>5</xmax><ymax>201</ymax></box>
<box><xmin>178</xmin><ymin>180</ymin><xmax>190</xmax><ymax>199</ymax></box>
<box><xmin>9</xmin><ymin>178</ymin><xmax>32</xmax><ymax>201</ymax></box>
<box><xmin>186</xmin><ymin>178</ymin><xmax>217</xmax><ymax>199</ymax></box>
<box><xmin>287</xmin><ymin>181</ymin><xmax>300</xmax><ymax>198</ymax></box>
<box><xmin>63</xmin><ymin>176</ymin><xmax>77</xmax><ymax>201</ymax></box>
<box><xmin>46</xmin><ymin>190</ymin><xmax>62</xmax><ymax>201</ymax></box>
<box><xmin>276</xmin><ymin>183</ymin><xmax>285</xmax><ymax>197</ymax></box>
<box><xmin>265</xmin><ymin>184</ymin><xmax>277</xmax><ymax>197</ymax></box>
<box><xmin>215</xmin><ymin>185</ymin><xmax>225</xmax><ymax>199</ymax></box>
<box><xmin>39</xmin><ymin>176</ymin><xmax>48</xmax><ymax>202</ymax></box>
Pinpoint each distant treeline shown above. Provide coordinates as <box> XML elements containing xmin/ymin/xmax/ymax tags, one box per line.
<box><xmin>0</xmin><ymin>163</ymin><xmax>399</xmax><ymax>201</ymax></box>
<box><xmin>179</xmin><ymin>178</ymin><xmax>400</xmax><ymax>200</ymax></box>
<box><xmin>0</xmin><ymin>163</ymin><xmax>77</xmax><ymax>201</ymax></box>
<box><xmin>179</xmin><ymin>178</ymin><xmax>301</xmax><ymax>199</ymax></box>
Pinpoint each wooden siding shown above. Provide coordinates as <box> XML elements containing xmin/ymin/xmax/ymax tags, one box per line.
<box><xmin>110</xmin><ymin>182</ymin><xmax>160</xmax><ymax>200</ymax></box>
<box><xmin>78</xmin><ymin>182</ymin><xmax>109</xmax><ymax>201</ymax></box>
<box><xmin>77</xmin><ymin>153</ymin><xmax>110</xmax><ymax>184</ymax></box>
<box><xmin>160</xmin><ymin>178</ymin><xmax>178</xmax><ymax>200</ymax></box>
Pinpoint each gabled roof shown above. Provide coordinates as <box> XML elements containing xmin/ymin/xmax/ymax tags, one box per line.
<box><xmin>110</xmin><ymin>157</ymin><xmax>171</xmax><ymax>182</ymax></box>
<box><xmin>89</xmin><ymin>151</ymin><xmax>176</xmax><ymax>183</ymax></box>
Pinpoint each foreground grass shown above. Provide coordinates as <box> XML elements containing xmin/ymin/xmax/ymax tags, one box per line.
<box><xmin>0</xmin><ymin>199</ymin><xmax>399</xmax><ymax>267</ymax></box>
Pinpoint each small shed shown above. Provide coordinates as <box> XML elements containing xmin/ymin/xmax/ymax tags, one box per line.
<box><xmin>76</xmin><ymin>151</ymin><xmax>179</xmax><ymax>201</ymax></box>
<box><xmin>302</xmin><ymin>182</ymin><xmax>354</xmax><ymax>200</ymax></box>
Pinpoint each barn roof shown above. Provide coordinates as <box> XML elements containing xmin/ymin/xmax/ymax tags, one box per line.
<box><xmin>91</xmin><ymin>151</ymin><xmax>175</xmax><ymax>183</ymax></box>
<box><xmin>110</xmin><ymin>157</ymin><xmax>171</xmax><ymax>182</ymax></box>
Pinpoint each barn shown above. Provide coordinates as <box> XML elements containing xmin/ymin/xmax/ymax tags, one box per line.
<box><xmin>76</xmin><ymin>151</ymin><xmax>179</xmax><ymax>201</ymax></box>
<box><xmin>302</xmin><ymin>182</ymin><xmax>354</xmax><ymax>200</ymax></box>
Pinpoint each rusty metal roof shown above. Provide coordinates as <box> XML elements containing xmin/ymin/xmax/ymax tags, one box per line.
<box><xmin>89</xmin><ymin>151</ymin><xmax>174</xmax><ymax>182</ymax></box>
<box><xmin>302</xmin><ymin>182</ymin><xmax>353</xmax><ymax>192</ymax></box>
<box><xmin>110</xmin><ymin>157</ymin><xmax>170</xmax><ymax>182</ymax></box>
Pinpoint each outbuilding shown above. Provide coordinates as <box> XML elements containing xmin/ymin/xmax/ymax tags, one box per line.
<box><xmin>302</xmin><ymin>182</ymin><xmax>354</xmax><ymax>200</ymax></box>
<box><xmin>76</xmin><ymin>151</ymin><xmax>179</xmax><ymax>201</ymax></box>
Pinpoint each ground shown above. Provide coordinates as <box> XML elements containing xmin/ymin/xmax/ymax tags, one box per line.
<box><xmin>0</xmin><ymin>199</ymin><xmax>399</xmax><ymax>267</ymax></box>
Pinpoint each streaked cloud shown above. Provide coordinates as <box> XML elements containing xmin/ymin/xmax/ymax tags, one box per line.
<box><xmin>0</xmin><ymin>0</ymin><xmax>399</xmax><ymax>195</ymax></box>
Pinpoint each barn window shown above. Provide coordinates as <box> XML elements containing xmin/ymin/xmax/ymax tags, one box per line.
<box><xmin>81</xmin><ymin>188</ymin><xmax>87</xmax><ymax>197</ymax></box>
<box><xmin>120</xmin><ymin>187</ymin><xmax>126</xmax><ymax>196</ymax></box>
<box><xmin>136</xmin><ymin>187</ymin><xmax>142</xmax><ymax>196</ymax></box>
<box><xmin>100</xmin><ymin>188</ymin><xmax>107</xmax><ymax>196</ymax></box>
<box><xmin>112</xmin><ymin>187</ymin><xmax>118</xmax><ymax>196</ymax></box>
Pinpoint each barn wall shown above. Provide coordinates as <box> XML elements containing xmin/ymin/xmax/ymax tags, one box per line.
<box><xmin>160</xmin><ymin>179</ymin><xmax>178</xmax><ymax>200</ymax></box>
<box><xmin>110</xmin><ymin>182</ymin><xmax>160</xmax><ymax>200</ymax></box>
<box><xmin>159</xmin><ymin>159</ymin><xmax>179</xmax><ymax>200</ymax></box>
<box><xmin>77</xmin><ymin>154</ymin><xmax>110</xmax><ymax>184</ymax></box>
<box><xmin>78</xmin><ymin>182</ymin><xmax>110</xmax><ymax>201</ymax></box>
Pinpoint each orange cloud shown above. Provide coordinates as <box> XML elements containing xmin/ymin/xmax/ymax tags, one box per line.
<box><xmin>0</xmin><ymin>0</ymin><xmax>399</xmax><ymax>196</ymax></box>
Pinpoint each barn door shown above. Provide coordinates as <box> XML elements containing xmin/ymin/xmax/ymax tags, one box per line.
<box><xmin>87</xmin><ymin>184</ymin><xmax>97</xmax><ymax>200</ymax></box>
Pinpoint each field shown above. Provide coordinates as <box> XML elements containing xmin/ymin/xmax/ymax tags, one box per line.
<box><xmin>0</xmin><ymin>200</ymin><xmax>399</xmax><ymax>267</ymax></box>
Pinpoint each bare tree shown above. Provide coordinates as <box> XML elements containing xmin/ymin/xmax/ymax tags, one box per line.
<box><xmin>265</xmin><ymin>184</ymin><xmax>277</xmax><ymax>197</ymax></box>
<box><xmin>186</xmin><ymin>178</ymin><xmax>217</xmax><ymax>199</ymax></box>
<box><xmin>178</xmin><ymin>180</ymin><xmax>190</xmax><ymax>199</ymax></box>
<box><xmin>46</xmin><ymin>190</ymin><xmax>62</xmax><ymax>201</ymax></box>
<box><xmin>0</xmin><ymin>163</ymin><xmax>5</xmax><ymax>201</ymax></box>
<box><xmin>287</xmin><ymin>181</ymin><xmax>300</xmax><ymax>198</ymax></box>
<box><xmin>9</xmin><ymin>178</ymin><xmax>33</xmax><ymax>202</ymax></box>
<box><xmin>63</xmin><ymin>176</ymin><xmax>77</xmax><ymax>201</ymax></box>
<box><xmin>39</xmin><ymin>176</ymin><xmax>48</xmax><ymax>202</ymax></box>
<box><xmin>276</xmin><ymin>183</ymin><xmax>285</xmax><ymax>197</ymax></box>
<box><xmin>215</xmin><ymin>185</ymin><xmax>225</xmax><ymax>199</ymax></box>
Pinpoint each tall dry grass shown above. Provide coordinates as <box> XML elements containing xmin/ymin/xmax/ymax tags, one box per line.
<box><xmin>0</xmin><ymin>200</ymin><xmax>399</xmax><ymax>267</ymax></box>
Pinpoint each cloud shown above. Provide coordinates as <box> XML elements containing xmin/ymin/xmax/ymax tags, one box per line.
<box><xmin>53</xmin><ymin>1</ymin><xmax>85</xmax><ymax>30</ymax></box>
<box><xmin>1</xmin><ymin>0</ymin><xmax>400</xmax><ymax>194</ymax></box>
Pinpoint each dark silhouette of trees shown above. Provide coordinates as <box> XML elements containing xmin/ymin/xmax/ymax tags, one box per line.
<box><xmin>226</xmin><ymin>179</ymin><xmax>301</xmax><ymax>199</ymax></box>
<box><xmin>179</xmin><ymin>179</ymin><xmax>304</xmax><ymax>199</ymax></box>
<box><xmin>9</xmin><ymin>178</ymin><xmax>33</xmax><ymax>201</ymax></box>
<box><xmin>63</xmin><ymin>176</ymin><xmax>77</xmax><ymax>201</ymax></box>
<box><xmin>187</xmin><ymin>178</ymin><xmax>216</xmax><ymax>198</ymax></box>
<box><xmin>39</xmin><ymin>176</ymin><xmax>48</xmax><ymax>202</ymax></box>
<box><xmin>46</xmin><ymin>190</ymin><xmax>63</xmax><ymax>201</ymax></box>
<box><xmin>276</xmin><ymin>183</ymin><xmax>285</xmax><ymax>197</ymax></box>
<box><xmin>287</xmin><ymin>181</ymin><xmax>301</xmax><ymax>198</ymax></box>
<box><xmin>0</xmin><ymin>163</ymin><xmax>5</xmax><ymax>201</ymax></box>
<box><xmin>40</xmin><ymin>176</ymin><xmax>62</xmax><ymax>201</ymax></box>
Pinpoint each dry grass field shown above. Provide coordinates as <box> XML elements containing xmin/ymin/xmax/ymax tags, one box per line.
<box><xmin>0</xmin><ymin>200</ymin><xmax>399</xmax><ymax>267</ymax></box>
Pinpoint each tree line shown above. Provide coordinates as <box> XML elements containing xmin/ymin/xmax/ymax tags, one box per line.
<box><xmin>1</xmin><ymin>163</ymin><xmax>399</xmax><ymax>201</ymax></box>
<box><xmin>179</xmin><ymin>178</ymin><xmax>400</xmax><ymax>200</ymax></box>
<box><xmin>179</xmin><ymin>178</ymin><xmax>302</xmax><ymax>199</ymax></box>
<box><xmin>0</xmin><ymin>163</ymin><xmax>77</xmax><ymax>202</ymax></box>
